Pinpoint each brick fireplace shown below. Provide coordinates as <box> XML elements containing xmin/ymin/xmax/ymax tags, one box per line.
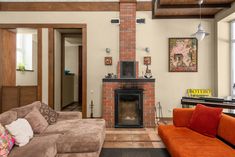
<box><xmin>102</xmin><ymin>0</ymin><xmax>155</xmax><ymax>128</ymax></box>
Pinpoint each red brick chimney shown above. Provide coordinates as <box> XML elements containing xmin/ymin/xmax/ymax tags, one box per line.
<box><xmin>118</xmin><ymin>0</ymin><xmax>138</xmax><ymax>78</ymax></box>
<box><xmin>119</xmin><ymin>0</ymin><xmax>136</xmax><ymax>61</ymax></box>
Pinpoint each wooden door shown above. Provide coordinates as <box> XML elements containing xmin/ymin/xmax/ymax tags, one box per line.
<box><xmin>78</xmin><ymin>46</ymin><xmax>82</xmax><ymax>105</ymax></box>
<box><xmin>0</xmin><ymin>29</ymin><xmax>16</xmax><ymax>112</ymax></box>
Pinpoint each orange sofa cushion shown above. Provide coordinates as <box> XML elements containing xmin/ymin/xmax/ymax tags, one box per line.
<box><xmin>218</xmin><ymin>114</ymin><xmax>235</xmax><ymax>146</ymax></box>
<box><xmin>158</xmin><ymin>125</ymin><xmax>235</xmax><ymax>157</ymax></box>
<box><xmin>188</xmin><ymin>104</ymin><xmax>223</xmax><ymax>137</ymax></box>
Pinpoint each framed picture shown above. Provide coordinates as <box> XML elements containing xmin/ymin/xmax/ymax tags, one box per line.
<box><xmin>144</xmin><ymin>56</ymin><xmax>151</xmax><ymax>65</ymax></box>
<box><xmin>104</xmin><ymin>57</ymin><xmax>112</xmax><ymax>65</ymax></box>
<box><xmin>169</xmin><ymin>38</ymin><xmax>198</xmax><ymax>72</ymax></box>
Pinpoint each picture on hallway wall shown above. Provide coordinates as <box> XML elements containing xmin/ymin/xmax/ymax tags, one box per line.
<box><xmin>169</xmin><ymin>38</ymin><xmax>198</xmax><ymax>72</ymax></box>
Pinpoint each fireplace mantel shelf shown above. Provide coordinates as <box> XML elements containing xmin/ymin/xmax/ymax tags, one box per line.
<box><xmin>102</xmin><ymin>78</ymin><xmax>155</xmax><ymax>82</ymax></box>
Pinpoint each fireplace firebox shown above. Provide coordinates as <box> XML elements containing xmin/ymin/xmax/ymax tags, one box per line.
<box><xmin>115</xmin><ymin>89</ymin><xmax>143</xmax><ymax>128</ymax></box>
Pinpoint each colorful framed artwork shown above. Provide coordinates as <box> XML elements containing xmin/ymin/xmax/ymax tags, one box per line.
<box><xmin>169</xmin><ymin>38</ymin><xmax>198</xmax><ymax>72</ymax></box>
<box><xmin>144</xmin><ymin>56</ymin><xmax>151</xmax><ymax>65</ymax></box>
<box><xmin>104</xmin><ymin>57</ymin><xmax>112</xmax><ymax>65</ymax></box>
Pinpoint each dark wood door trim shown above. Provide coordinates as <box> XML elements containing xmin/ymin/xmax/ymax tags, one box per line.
<box><xmin>82</xmin><ymin>27</ymin><xmax>87</xmax><ymax>118</ymax></box>
<box><xmin>48</xmin><ymin>28</ymin><xmax>54</xmax><ymax>109</ymax></box>
<box><xmin>37</xmin><ymin>28</ymin><xmax>42</xmax><ymax>101</ymax></box>
<box><xmin>78</xmin><ymin>46</ymin><xmax>83</xmax><ymax>104</ymax></box>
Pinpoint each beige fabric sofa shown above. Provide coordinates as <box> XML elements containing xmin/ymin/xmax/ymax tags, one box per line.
<box><xmin>0</xmin><ymin>102</ymin><xmax>105</xmax><ymax>157</ymax></box>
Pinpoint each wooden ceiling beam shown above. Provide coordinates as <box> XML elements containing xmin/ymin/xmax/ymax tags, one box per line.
<box><xmin>157</xmin><ymin>0</ymin><xmax>231</xmax><ymax>9</ymax></box>
<box><xmin>152</xmin><ymin>14</ymin><xmax>215</xmax><ymax>19</ymax></box>
<box><xmin>158</xmin><ymin>3</ymin><xmax>231</xmax><ymax>9</ymax></box>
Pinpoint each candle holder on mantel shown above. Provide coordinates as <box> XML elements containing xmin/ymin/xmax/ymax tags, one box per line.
<box><xmin>90</xmin><ymin>100</ymin><xmax>94</xmax><ymax>118</ymax></box>
<box><xmin>90</xmin><ymin>90</ymin><xmax>94</xmax><ymax>118</ymax></box>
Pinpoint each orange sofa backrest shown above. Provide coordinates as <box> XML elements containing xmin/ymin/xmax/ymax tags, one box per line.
<box><xmin>217</xmin><ymin>114</ymin><xmax>235</xmax><ymax>146</ymax></box>
<box><xmin>173</xmin><ymin>108</ymin><xmax>235</xmax><ymax>146</ymax></box>
<box><xmin>173</xmin><ymin>108</ymin><xmax>194</xmax><ymax>127</ymax></box>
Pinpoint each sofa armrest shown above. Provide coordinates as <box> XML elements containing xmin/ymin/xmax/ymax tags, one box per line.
<box><xmin>173</xmin><ymin>108</ymin><xmax>194</xmax><ymax>127</ymax></box>
<box><xmin>57</xmin><ymin>111</ymin><xmax>82</xmax><ymax>121</ymax></box>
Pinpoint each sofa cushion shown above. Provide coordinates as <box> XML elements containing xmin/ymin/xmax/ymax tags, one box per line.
<box><xmin>39</xmin><ymin>103</ymin><xmax>58</xmax><ymax>125</ymax></box>
<box><xmin>0</xmin><ymin>111</ymin><xmax>17</xmax><ymax>126</ymax></box>
<box><xmin>218</xmin><ymin>114</ymin><xmax>235</xmax><ymax>146</ymax></box>
<box><xmin>188</xmin><ymin>104</ymin><xmax>222</xmax><ymax>137</ymax></box>
<box><xmin>0</xmin><ymin>124</ymin><xmax>15</xmax><ymax>157</ymax></box>
<box><xmin>45</xmin><ymin>119</ymin><xmax>105</xmax><ymax>153</ymax></box>
<box><xmin>25</xmin><ymin>108</ymin><xmax>49</xmax><ymax>134</ymax></box>
<box><xmin>158</xmin><ymin>125</ymin><xmax>235</xmax><ymax>157</ymax></box>
<box><xmin>11</xmin><ymin>101</ymin><xmax>42</xmax><ymax>118</ymax></box>
<box><xmin>8</xmin><ymin>134</ymin><xmax>59</xmax><ymax>157</ymax></box>
<box><xmin>5</xmin><ymin>119</ymin><xmax>33</xmax><ymax>147</ymax></box>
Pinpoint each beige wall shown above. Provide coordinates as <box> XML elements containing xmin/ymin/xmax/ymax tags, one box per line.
<box><xmin>214</xmin><ymin>2</ymin><xmax>235</xmax><ymax>97</ymax></box>
<box><xmin>42</xmin><ymin>28</ymin><xmax>49</xmax><ymax>104</ymax></box>
<box><xmin>0</xmin><ymin>11</ymin><xmax>215</xmax><ymax>117</ymax></box>
<box><xmin>216</xmin><ymin>21</ymin><xmax>231</xmax><ymax>97</ymax></box>
<box><xmin>136</xmin><ymin>12</ymin><xmax>215</xmax><ymax>116</ymax></box>
<box><xmin>65</xmin><ymin>45</ymin><xmax>79</xmax><ymax>102</ymax></box>
<box><xmin>54</xmin><ymin>30</ymin><xmax>62</xmax><ymax>111</ymax></box>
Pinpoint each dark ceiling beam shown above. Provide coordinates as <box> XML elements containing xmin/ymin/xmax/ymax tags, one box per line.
<box><xmin>157</xmin><ymin>0</ymin><xmax>231</xmax><ymax>9</ymax></box>
<box><xmin>152</xmin><ymin>14</ymin><xmax>215</xmax><ymax>19</ymax></box>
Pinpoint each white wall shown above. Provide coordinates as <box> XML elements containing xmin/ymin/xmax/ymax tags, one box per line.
<box><xmin>54</xmin><ymin>30</ymin><xmax>61</xmax><ymax>111</ymax></box>
<box><xmin>16</xmin><ymin>34</ymin><xmax>38</xmax><ymax>85</ymax></box>
<box><xmin>42</xmin><ymin>28</ymin><xmax>49</xmax><ymax>104</ymax></box>
<box><xmin>0</xmin><ymin>11</ymin><xmax>215</xmax><ymax>117</ymax></box>
<box><xmin>65</xmin><ymin>45</ymin><xmax>79</xmax><ymax>101</ymax></box>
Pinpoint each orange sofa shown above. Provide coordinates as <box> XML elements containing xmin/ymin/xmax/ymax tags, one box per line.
<box><xmin>158</xmin><ymin>108</ymin><xmax>235</xmax><ymax>157</ymax></box>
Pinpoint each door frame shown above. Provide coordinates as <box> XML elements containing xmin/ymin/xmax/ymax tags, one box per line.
<box><xmin>60</xmin><ymin>33</ymin><xmax>82</xmax><ymax>110</ymax></box>
<box><xmin>0</xmin><ymin>25</ymin><xmax>42</xmax><ymax>101</ymax></box>
<box><xmin>0</xmin><ymin>24</ymin><xmax>87</xmax><ymax>118</ymax></box>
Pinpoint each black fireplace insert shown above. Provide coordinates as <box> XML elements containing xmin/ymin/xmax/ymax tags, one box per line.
<box><xmin>120</xmin><ymin>61</ymin><xmax>136</xmax><ymax>78</ymax></box>
<box><xmin>115</xmin><ymin>89</ymin><xmax>143</xmax><ymax>128</ymax></box>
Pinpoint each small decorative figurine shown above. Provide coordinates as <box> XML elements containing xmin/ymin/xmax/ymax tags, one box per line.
<box><xmin>144</xmin><ymin>65</ymin><xmax>152</xmax><ymax>79</ymax></box>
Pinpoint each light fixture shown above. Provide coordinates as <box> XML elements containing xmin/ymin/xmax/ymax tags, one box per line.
<box><xmin>145</xmin><ymin>47</ymin><xmax>150</xmax><ymax>53</ymax></box>
<box><xmin>105</xmin><ymin>48</ymin><xmax>111</xmax><ymax>53</ymax></box>
<box><xmin>191</xmin><ymin>0</ymin><xmax>209</xmax><ymax>41</ymax></box>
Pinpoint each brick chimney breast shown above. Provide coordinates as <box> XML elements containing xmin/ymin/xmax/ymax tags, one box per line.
<box><xmin>119</xmin><ymin>1</ymin><xmax>136</xmax><ymax>61</ymax></box>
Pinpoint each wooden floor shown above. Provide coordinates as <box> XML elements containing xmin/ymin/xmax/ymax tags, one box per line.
<box><xmin>103</xmin><ymin>120</ymin><xmax>172</xmax><ymax>148</ymax></box>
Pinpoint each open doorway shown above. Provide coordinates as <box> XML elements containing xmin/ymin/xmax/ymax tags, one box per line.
<box><xmin>54</xmin><ymin>29</ymin><xmax>83</xmax><ymax>112</ymax></box>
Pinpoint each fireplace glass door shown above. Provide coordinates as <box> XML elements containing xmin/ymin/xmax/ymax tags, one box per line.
<box><xmin>115</xmin><ymin>89</ymin><xmax>143</xmax><ymax>128</ymax></box>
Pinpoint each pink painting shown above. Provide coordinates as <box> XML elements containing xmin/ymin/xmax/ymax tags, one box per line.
<box><xmin>169</xmin><ymin>38</ymin><xmax>198</xmax><ymax>72</ymax></box>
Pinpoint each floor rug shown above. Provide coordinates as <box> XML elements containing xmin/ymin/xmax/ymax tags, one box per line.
<box><xmin>100</xmin><ymin>148</ymin><xmax>170</xmax><ymax>157</ymax></box>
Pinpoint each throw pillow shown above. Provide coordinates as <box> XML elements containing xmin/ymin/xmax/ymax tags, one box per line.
<box><xmin>39</xmin><ymin>103</ymin><xmax>58</xmax><ymax>125</ymax></box>
<box><xmin>188</xmin><ymin>104</ymin><xmax>223</xmax><ymax>137</ymax></box>
<box><xmin>0</xmin><ymin>124</ymin><xmax>15</xmax><ymax>157</ymax></box>
<box><xmin>5</xmin><ymin>119</ymin><xmax>33</xmax><ymax>147</ymax></box>
<box><xmin>25</xmin><ymin>108</ymin><xmax>49</xmax><ymax>134</ymax></box>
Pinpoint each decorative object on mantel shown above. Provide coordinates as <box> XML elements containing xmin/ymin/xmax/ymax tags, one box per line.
<box><xmin>144</xmin><ymin>56</ymin><xmax>151</xmax><ymax>65</ymax></box>
<box><xmin>104</xmin><ymin>57</ymin><xmax>112</xmax><ymax>65</ymax></box>
<box><xmin>90</xmin><ymin>90</ymin><xmax>94</xmax><ymax>118</ymax></box>
<box><xmin>105</xmin><ymin>73</ymin><xmax>115</xmax><ymax>79</ymax></box>
<box><xmin>191</xmin><ymin>0</ymin><xmax>209</xmax><ymax>41</ymax></box>
<box><xmin>169</xmin><ymin>38</ymin><xmax>198</xmax><ymax>72</ymax></box>
<box><xmin>144</xmin><ymin>65</ymin><xmax>152</xmax><ymax>79</ymax></box>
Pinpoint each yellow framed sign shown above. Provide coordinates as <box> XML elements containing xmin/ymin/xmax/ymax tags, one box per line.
<box><xmin>187</xmin><ymin>89</ymin><xmax>212</xmax><ymax>97</ymax></box>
